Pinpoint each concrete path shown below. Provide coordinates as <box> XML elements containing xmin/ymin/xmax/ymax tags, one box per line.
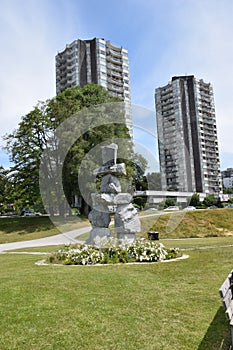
<box><xmin>0</xmin><ymin>225</ymin><xmax>91</xmax><ymax>253</ymax></box>
<box><xmin>0</xmin><ymin>212</ymin><xmax>164</xmax><ymax>253</ymax></box>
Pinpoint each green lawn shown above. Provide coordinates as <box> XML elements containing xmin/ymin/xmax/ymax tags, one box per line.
<box><xmin>1</xmin><ymin>209</ymin><xmax>233</xmax><ymax>349</ymax></box>
<box><xmin>1</xmin><ymin>238</ymin><xmax>233</xmax><ymax>349</ymax></box>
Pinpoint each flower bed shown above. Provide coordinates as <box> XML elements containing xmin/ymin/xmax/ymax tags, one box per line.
<box><xmin>47</xmin><ymin>238</ymin><xmax>180</xmax><ymax>265</ymax></box>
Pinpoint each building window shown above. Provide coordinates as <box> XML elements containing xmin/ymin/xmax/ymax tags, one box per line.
<box><xmin>99</xmin><ymin>64</ymin><xmax>106</xmax><ymax>71</ymax></box>
<box><xmin>99</xmin><ymin>58</ymin><xmax>106</xmax><ymax>65</ymax></box>
<box><xmin>97</xmin><ymin>42</ymin><xmax>105</xmax><ymax>49</ymax></box>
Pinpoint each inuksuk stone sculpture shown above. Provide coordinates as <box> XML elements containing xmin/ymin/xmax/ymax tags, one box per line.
<box><xmin>87</xmin><ymin>143</ymin><xmax>141</xmax><ymax>244</ymax></box>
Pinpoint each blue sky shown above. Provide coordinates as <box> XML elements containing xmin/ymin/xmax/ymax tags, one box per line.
<box><xmin>0</xmin><ymin>0</ymin><xmax>232</xmax><ymax>170</ymax></box>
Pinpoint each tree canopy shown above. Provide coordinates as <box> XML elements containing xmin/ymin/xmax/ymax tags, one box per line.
<box><xmin>189</xmin><ymin>193</ymin><xmax>201</xmax><ymax>207</ymax></box>
<box><xmin>4</xmin><ymin>84</ymin><xmax>145</xmax><ymax>216</ymax></box>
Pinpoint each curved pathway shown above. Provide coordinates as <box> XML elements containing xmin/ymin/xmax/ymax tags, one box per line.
<box><xmin>0</xmin><ymin>226</ymin><xmax>91</xmax><ymax>253</ymax></box>
<box><xmin>0</xmin><ymin>212</ymin><xmax>166</xmax><ymax>253</ymax></box>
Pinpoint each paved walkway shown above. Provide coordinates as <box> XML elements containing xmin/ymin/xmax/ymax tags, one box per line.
<box><xmin>0</xmin><ymin>225</ymin><xmax>91</xmax><ymax>253</ymax></box>
<box><xmin>0</xmin><ymin>212</ymin><xmax>164</xmax><ymax>253</ymax></box>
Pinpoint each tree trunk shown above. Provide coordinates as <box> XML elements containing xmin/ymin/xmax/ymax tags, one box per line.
<box><xmin>80</xmin><ymin>198</ymin><xmax>90</xmax><ymax>217</ymax></box>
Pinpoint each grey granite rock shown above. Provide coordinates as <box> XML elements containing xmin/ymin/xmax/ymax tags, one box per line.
<box><xmin>114</xmin><ymin>204</ymin><xmax>141</xmax><ymax>234</ymax></box>
<box><xmin>93</xmin><ymin>163</ymin><xmax>126</xmax><ymax>176</ymax></box>
<box><xmin>100</xmin><ymin>174</ymin><xmax>121</xmax><ymax>194</ymax></box>
<box><xmin>91</xmin><ymin>193</ymin><xmax>132</xmax><ymax>209</ymax></box>
<box><xmin>88</xmin><ymin>209</ymin><xmax>111</xmax><ymax>227</ymax></box>
<box><xmin>86</xmin><ymin>227</ymin><xmax>111</xmax><ymax>245</ymax></box>
<box><xmin>114</xmin><ymin>193</ymin><xmax>132</xmax><ymax>204</ymax></box>
<box><xmin>116</xmin><ymin>232</ymin><xmax>136</xmax><ymax>243</ymax></box>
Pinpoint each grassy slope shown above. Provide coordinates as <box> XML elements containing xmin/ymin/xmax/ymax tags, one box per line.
<box><xmin>140</xmin><ymin>208</ymin><xmax>233</xmax><ymax>239</ymax></box>
<box><xmin>0</xmin><ymin>209</ymin><xmax>233</xmax><ymax>244</ymax></box>
<box><xmin>0</xmin><ymin>216</ymin><xmax>89</xmax><ymax>244</ymax></box>
<box><xmin>1</xmin><ymin>242</ymin><xmax>233</xmax><ymax>349</ymax></box>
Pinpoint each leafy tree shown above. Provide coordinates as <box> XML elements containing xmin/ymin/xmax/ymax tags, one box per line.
<box><xmin>62</xmin><ymin>122</ymin><xmax>134</xmax><ymax>215</ymax></box>
<box><xmin>189</xmin><ymin>193</ymin><xmax>201</xmax><ymax>207</ymax></box>
<box><xmin>203</xmin><ymin>194</ymin><xmax>221</xmax><ymax>208</ymax></box>
<box><xmin>0</xmin><ymin>167</ymin><xmax>13</xmax><ymax>213</ymax></box>
<box><xmin>0</xmin><ymin>166</ymin><xmax>8</xmax><ymax>203</ymax></box>
<box><xmin>164</xmin><ymin>197</ymin><xmax>176</xmax><ymax>208</ymax></box>
<box><xmin>223</xmin><ymin>186</ymin><xmax>233</xmax><ymax>194</ymax></box>
<box><xmin>216</xmin><ymin>197</ymin><xmax>223</xmax><ymax>208</ymax></box>
<box><xmin>4</xmin><ymin>106</ymin><xmax>50</xmax><ymax>212</ymax></box>
<box><xmin>133</xmin><ymin>196</ymin><xmax>147</xmax><ymax>210</ymax></box>
<box><xmin>131</xmin><ymin>153</ymin><xmax>148</xmax><ymax>191</ymax></box>
<box><xmin>147</xmin><ymin>172</ymin><xmax>161</xmax><ymax>190</ymax></box>
<box><xmin>132</xmin><ymin>171</ymin><xmax>161</xmax><ymax>192</ymax></box>
<box><xmin>158</xmin><ymin>200</ymin><xmax>166</xmax><ymax>210</ymax></box>
<box><xmin>4</xmin><ymin>84</ymin><xmax>142</xmax><ymax>216</ymax></box>
<box><xmin>0</xmin><ymin>167</ymin><xmax>26</xmax><ymax>214</ymax></box>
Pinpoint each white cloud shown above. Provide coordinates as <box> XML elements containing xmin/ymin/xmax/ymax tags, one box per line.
<box><xmin>0</xmin><ymin>1</ymin><xmax>56</xmax><ymax>137</ymax></box>
<box><xmin>0</xmin><ymin>0</ymin><xmax>88</xmax><ymax>138</ymax></box>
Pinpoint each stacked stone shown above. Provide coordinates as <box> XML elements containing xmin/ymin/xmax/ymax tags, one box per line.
<box><xmin>87</xmin><ymin>143</ymin><xmax>141</xmax><ymax>244</ymax></box>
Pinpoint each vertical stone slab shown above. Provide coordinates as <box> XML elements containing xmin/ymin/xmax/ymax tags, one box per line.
<box><xmin>101</xmin><ymin>143</ymin><xmax>118</xmax><ymax>166</ymax></box>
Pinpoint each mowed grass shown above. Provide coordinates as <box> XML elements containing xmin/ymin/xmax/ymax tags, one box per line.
<box><xmin>1</xmin><ymin>242</ymin><xmax>233</xmax><ymax>350</ymax></box>
<box><xmin>140</xmin><ymin>208</ymin><xmax>233</xmax><ymax>239</ymax></box>
<box><xmin>0</xmin><ymin>216</ymin><xmax>89</xmax><ymax>244</ymax></box>
<box><xmin>1</xmin><ymin>209</ymin><xmax>233</xmax><ymax>348</ymax></box>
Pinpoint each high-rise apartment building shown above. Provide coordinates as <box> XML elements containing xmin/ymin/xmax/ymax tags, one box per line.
<box><xmin>55</xmin><ymin>38</ymin><xmax>132</xmax><ymax>129</ymax></box>
<box><xmin>155</xmin><ymin>75</ymin><xmax>222</xmax><ymax>194</ymax></box>
<box><xmin>221</xmin><ymin>168</ymin><xmax>233</xmax><ymax>188</ymax></box>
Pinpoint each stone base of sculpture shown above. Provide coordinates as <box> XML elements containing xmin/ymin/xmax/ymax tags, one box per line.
<box><xmin>86</xmin><ymin>227</ymin><xmax>111</xmax><ymax>245</ymax></box>
<box><xmin>116</xmin><ymin>232</ymin><xmax>136</xmax><ymax>243</ymax></box>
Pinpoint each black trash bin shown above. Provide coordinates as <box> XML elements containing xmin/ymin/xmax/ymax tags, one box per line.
<box><xmin>148</xmin><ymin>231</ymin><xmax>159</xmax><ymax>240</ymax></box>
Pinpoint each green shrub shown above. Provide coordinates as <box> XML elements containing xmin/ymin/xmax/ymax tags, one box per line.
<box><xmin>47</xmin><ymin>238</ymin><xmax>180</xmax><ymax>265</ymax></box>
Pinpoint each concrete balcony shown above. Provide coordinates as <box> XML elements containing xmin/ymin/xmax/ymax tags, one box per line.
<box><xmin>106</xmin><ymin>63</ymin><xmax>123</xmax><ymax>72</ymax></box>
<box><xmin>66</xmin><ymin>57</ymin><xmax>74</xmax><ymax>63</ymax></box>
<box><xmin>108</xmin><ymin>91</ymin><xmax>123</xmax><ymax>99</ymax></box>
<box><xmin>107</xmin><ymin>48</ymin><xmax>122</xmax><ymax>58</ymax></box>
<box><xmin>203</xmin><ymin>135</ymin><xmax>217</xmax><ymax>142</ymax></box>
<box><xmin>201</xmin><ymin>106</ymin><xmax>215</xmax><ymax>114</ymax></box>
<box><xmin>107</xmin><ymin>83</ymin><xmax>124</xmax><ymax>93</ymax></box>
<box><xmin>59</xmin><ymin>75</ymin><xmax>67</xmax><ymax>83</ymax></box>
<box><xmin>111</xmin><ymin>70</ymin><xmax>122</xmax><ymax>78</ymax></box>
<box><xmin>162</xmin><ymin>104</ymin><xmax>174</xmax><ymax>111</ymax></box>
<box><xmin>206</xmin><ymin>153</ymin><xmax>217</xmax><ymax>159</ymax></box>
<box><xmin>107</xmin><ymin>76</ymin><xmax>123</xmax><ymax>86</ymax></box>
<box><xmin>106</xmin><ymin>55</ymin><xmax>122</xmax><ymax>66</ymax></box>
<box><xmin>204</xmin><ymin>141</ymin><xmax>217</xmax><ymax>147</ymax></box>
